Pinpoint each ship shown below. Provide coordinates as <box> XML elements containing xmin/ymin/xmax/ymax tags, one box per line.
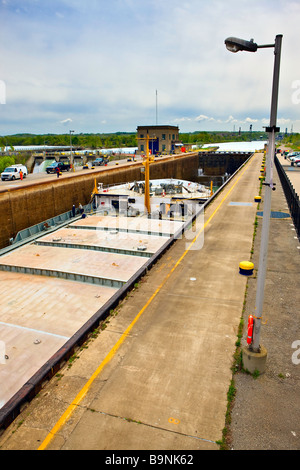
<box><xmin>0</xmin><ymin>136</ymin><xmax>212</xmax><ymax>425</ymax></box>
<box><xmin>93</xmin><ymin>178</ymin><xmax>211</xmax><ymax>221</ymax></box>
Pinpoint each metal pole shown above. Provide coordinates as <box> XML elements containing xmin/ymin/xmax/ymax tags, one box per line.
<box><xmin>156</xmin><ymin>90</ymin><xmax>158</xmax><ymax>125</ymax></box>
<box><xmin>251</xmin><ymin>35</ymin><xmax>283</xmax><ymax>352</ymax></box>
<box><xmin>144</xmin><ymin>135</ymin><xmax>151</xmax><ymax>215</ymax></box>
<box><xmin>70</xmin><ymin>130</ymin><xmax>74</xmax><ymax>172</ymax></box>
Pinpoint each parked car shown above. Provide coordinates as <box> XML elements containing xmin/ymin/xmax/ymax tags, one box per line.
<box><xmin>92</xmin><ymin>156</ymin><xmax>109</xmax><ymax>166</ymax></box>
<box><xmin>288</xmin><ymin>152</ymin><xmax>300</xmax><ymax>161</ymax></box>
<box><xmin>46</xmin><ymin>161</ymin><xmax>71</xmax><ymax>174</ymax></box>
<box><xmin>1</xmin><ymin>164</ymin><xmax>28</xmax><ymax>181</ymax></box>
<box><xmin>290</xmin><ymin>154</ymin><xmax>300</xmax><ymax>162</ymax></box>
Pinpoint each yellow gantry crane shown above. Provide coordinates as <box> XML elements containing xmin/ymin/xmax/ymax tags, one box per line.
<box><xmin>137</xmin><ymin>134</ymin><xmax>156</xmax><ymax>214</ymax></box>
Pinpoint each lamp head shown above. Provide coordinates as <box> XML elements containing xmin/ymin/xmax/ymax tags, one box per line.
<box><xmin>225</xmin><ymin>37</ymin><xmax>258</xmax><ymax>53</ymax></box>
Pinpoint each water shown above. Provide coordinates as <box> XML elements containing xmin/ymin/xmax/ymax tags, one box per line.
<box><xmin>33</xmin><ymin>158</ymin><xmax>84</xmax><ymax>173</ymax></box>
<box><xmin>33</xmin><ymin>159</ymin><xmax>55</xmax><ymax>173</ymax></box>
<box><xmin>7</xmin><ymin>141</ymin><xmax>267</xmax><ymax>154</ymax></box>
<box><xmin>101</xmin><ymin>147</ymin><xmax>138</xmax><ymax>155</ymax></box>
<box><xmin>202</xmin><ymin>141</ymin><xmax>268</xmax><ymax>152</ymax></box>
<box><xmin>102</xmin><ymin>143</ymin><xmax>266</xmax><ymax>154</ymax></box>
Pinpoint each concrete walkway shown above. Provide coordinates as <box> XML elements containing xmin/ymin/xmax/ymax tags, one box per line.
<box><xmin>230</xmin><ymin>153</ymin><xmax>300</xmax><ymax>450</ymax></box>
<box><xmin>0</xmin><ymin>152</ymin><xmax>284</xmax><ymax>450</ymax></box>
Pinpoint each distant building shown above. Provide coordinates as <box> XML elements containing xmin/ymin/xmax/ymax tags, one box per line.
<box><xmin>137</xmin><ymin>125</ymin><xmax>182</xmax><ymax>155</ymax></box>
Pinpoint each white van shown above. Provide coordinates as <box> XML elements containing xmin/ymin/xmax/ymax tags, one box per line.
<box><xmin>1</xmin><ymin>164</ymin><xmax>28</xmax><ymax>181</ymax></box>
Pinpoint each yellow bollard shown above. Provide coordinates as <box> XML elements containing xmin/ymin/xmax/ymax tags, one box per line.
<box><xmin>239</xmin><ymin>261</ymin><xmax>254</xmax><ymax>276</ymax></box>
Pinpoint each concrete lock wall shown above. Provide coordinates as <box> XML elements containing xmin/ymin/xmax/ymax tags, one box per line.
<box><xmin>0</xmin><ymin>154</ymin><xmax>199</xmax><ymax>249</ymax></box>
<box><xmin>0</xmin><ymin>177</ymin><xmax>94</xmax><ymax>249</ymax></box>
<box><xmin>198</xmin><ymin>152</ymin><xmax>250</xmax><ymax>176</ymax></box>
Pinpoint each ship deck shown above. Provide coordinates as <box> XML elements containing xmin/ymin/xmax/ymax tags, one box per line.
<box><xmin>0</xmin><ymin>212</ymin><xmax>185</xmax><ymax>408</ymax></box>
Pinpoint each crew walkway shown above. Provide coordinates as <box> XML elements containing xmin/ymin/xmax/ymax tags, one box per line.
<box><xmin>231</xmin><ymin>152</ymin><xmax>300</xmax><ymax>450</ymax></box>
<box><xmin>0</xmin><ymin>152</ymin><xmax>274</xmax><ymax>450</ymax></box>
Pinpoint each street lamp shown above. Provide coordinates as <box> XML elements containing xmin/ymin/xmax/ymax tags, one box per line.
<box><xmin>70</xmin><ymin>130</ymin><xmax>75</xmax><ymax>172</ymax></box>
<box><xmin>225</xmin><ymin>37</ymin><xmax>258</xmax><ymax>53</ymax></box>
<box><xmin>225</xmin><ymin>35</ymin><xmax>283</xmax><ymax>359</ymax></box>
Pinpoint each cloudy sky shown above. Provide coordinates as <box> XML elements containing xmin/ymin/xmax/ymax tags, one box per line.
<box><xmin>0</xmin><ymin>0</ymin><xmax>300</xmax><ymax>135</ymax></box>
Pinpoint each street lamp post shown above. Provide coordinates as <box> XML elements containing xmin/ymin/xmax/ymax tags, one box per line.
<box><xmin>225</xmin><ymin>35</ymin><xmax>283</xmax><ymax>357</ymax></box>
<box><xmin>70</xmin><ymin>130</ymin><xmax>75</xmax><ymax>172</ymax></box>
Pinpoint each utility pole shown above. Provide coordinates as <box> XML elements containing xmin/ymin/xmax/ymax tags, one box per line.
<box><xmin>225</xmin><ymin>33</ymin><xmax>283</xmax><ymax>372</ymax></box>
<box><xmin>251</xmin><ymin>34</ymin><xmax>283</xmax><ymax>352</ymax></box>
<box><xmin>156</xmin><ymin>90</ymin><xmax>158</xmax><ymax>125</ymax></box>
<box><xmin>70</xmin><ymin>130</ymin><xmax>75</xmax><ymax>172</ymax></box>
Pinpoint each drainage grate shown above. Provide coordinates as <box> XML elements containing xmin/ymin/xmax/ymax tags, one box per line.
<box><xmin>257</xmin><ymin>211</ymin><xmax>290</xmax><ymax>219</ymax></box>
<box><xmin>229</xmin><ymin>202</ymin><xmax>253</xmax><ymax>206</ymax></box>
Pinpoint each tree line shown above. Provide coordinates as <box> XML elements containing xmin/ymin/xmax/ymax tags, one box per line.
<box><xmin>0</xmin><ymin>132</ymin><xmax>138</xmax><ymax>150</ymax></box>
<box><xmin>0</xmin><ymin>130</ymin><xmax>298</xmax><ymax>155</ymax></box>
<box><xmin>282</xmin><ymin>132</ymin><xmax>300</xmax><ymax>150</ymax></box>
<box><xmin>0</xmin><ymin>130</ymin><xmax>298</xmax><ymax>173</ymax></box>
<box><xmin>0</xmin><ymin>130</ymin><xmax>275</xmax><ymax>150</ymax></box>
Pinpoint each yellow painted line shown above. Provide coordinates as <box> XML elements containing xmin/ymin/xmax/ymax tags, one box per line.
<box><xmin>38</xmin><ymin>156</ymin><xmax>254</xmax><ymax>450</ymax></box>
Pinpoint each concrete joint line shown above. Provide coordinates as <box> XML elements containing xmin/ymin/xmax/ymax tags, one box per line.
<box><xmin>84</xmin><ymin>407</ymin><xmax>217</xmax><ymax>445</ymax></box>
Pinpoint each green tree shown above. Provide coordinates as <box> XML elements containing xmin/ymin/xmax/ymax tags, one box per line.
<box><xmin>0</xmin><ymin>156</ymin><xmax>15</xmax><ymax>173</ymax></box>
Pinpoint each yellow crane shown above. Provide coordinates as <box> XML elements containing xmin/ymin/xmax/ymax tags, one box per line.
<box><xmin>137</xmin><ymin>134</ymin><xmax>156</xmax><ymax>214</ymax></box>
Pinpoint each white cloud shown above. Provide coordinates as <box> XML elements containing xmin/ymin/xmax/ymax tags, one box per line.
<box><xmin>245</xmin><ymin>117</ymin><xmax>258</xmax><ymax>123</ymax></box>
<box><xmin>225</xmin><ymin>116</ymin><xmax>237</xmax><ymax>123</ymax></box>
<box><xmin>60</xmin><ymin>118</ymin><xmax>73</xmax><ymax>124</ymax></box>
<box><xmin>173</xmin><ymin>117</ymin><xmax>192</xmax><ymax>122</ymax></box>
<box><xmin>195</xmin><ymin>115</ymin><xmax>210</xmax><ymax>122</ymax></box>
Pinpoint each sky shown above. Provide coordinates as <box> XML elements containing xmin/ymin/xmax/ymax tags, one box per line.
<box><xmin>0</xmin><ymin>0</ymin><xmax>300</xmax><ymax>136</ymax></box>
